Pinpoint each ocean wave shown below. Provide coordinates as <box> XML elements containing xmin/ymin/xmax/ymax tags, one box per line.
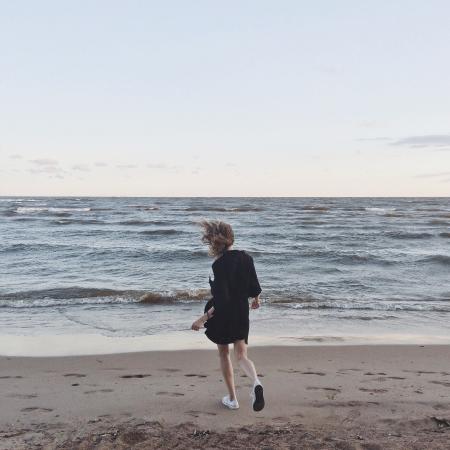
<box><xmin>325</xmin><ymin>314</ymin><xmax>399</xmax><ymax>321</ymax></box>
<box><xmin>127</xmin><ymin>205</ymin><xmax>160</xmax><ymax>210</ymax></box>
<box><xmin>1</xmin><ymin>209</ymin><xmax>18</xmax><ymax>217</ymax></box>
<box><xmin>116</xmin><ymin>219</ymin><xmax>172</xmax><ymax>226</ymax></box>
<box><xmin>139</xmin><ymin>289</ymin><xmax>210</xmax><ymax>303</ymax></box>
<box><xmin>385</xmin><ymin>231</ymin><xmax>433</xmax><ymax>239</ymax></box>
<box><xmin>0</xmin><ymin>286</ymin><xmax>210</xmax><ymax>308</ymax></box>
<box><xmin>301</xmin><ymin>206</ymin><xmax>329</xmax><ymax>212</ymax></box>
<box><xmin>16</xmin><ymin>207</ymin><xmax>91</xmax><ymax>214</ymax></box>
<box><xmin>331</xmin><ymin>253</ymin><xmax>395</xmax><ymax>266</ymax></box>
<box><xmin>440</xmin><ymin>232</ymin><xmax>450</xmax><ymax>238</ymax></box>
<box><xmin>272</xmin><ymin>299</ymin><xmax>450</xmax><ymax>312</ymax></box>
<box><xmin>185</xmin><ymin>206</ymin><xmax>264</xmax><ymax>212</ymax></box>
<box><xmin>419</xmin><ymin>255</ymin><xmax>450</xmax><ymax>266</ymax></box>
<box><xmin>429</xmin><ymin>219</ymin><xmax>449</xmax><ymax>225</ymax></box>
<box><xmin>139</xmin><ymin>229</ymin><xmax>181</xmax><ymax>236</ymax></box>
<box><xmin>11</xmin><ymin>216</ymin><xmax>38</xmax><ymax>222</ymax></box>
<box><xmin>0</xmin><ymin>198</ymin><xmax>42</xmax><ymax>202</ymax></box>
<box><xmin>52</xmin><ymin>219</ymin><xmax>105</xmax><ymax>225</ymax></box>
<box><xmin>0</xmin><ymin>287</ymin><xmax>134</xmax><ymax>301</ymax></box>
<box><xmin>383</xmin><ymin>213</ymin><xmax>407</xmax><ymax>218</ymax></box>
<box><xmin>300</xmin><ymin>220</ymin><xmax>328</xmax><ymax>226</ymax></box>
<box><xmin>365</xmin><ymin>207</ymin><xmax>396</xmax><ymax>214</ymax></box>
<box><xmin>0</xmin><ymin>242</ymin><xmax>75</xmax><ymax>253</ymax></box>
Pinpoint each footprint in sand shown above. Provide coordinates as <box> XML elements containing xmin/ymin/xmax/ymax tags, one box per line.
<box><xmin>307</xmin><ymin>386</ymin><xmax>341</xmax><ymax>400</ymax></box>
<box><xmin>7</xmin><ymin>393</ymin><xmax>38</xmax><ymax>399</ymax></box>
<box><xmin>63</xmin><ymin>373</ymin><xmax>86</xmax><ymax>378</ymax></box>
<box><xmin>0</xmin><ymin>375</ymin><xmax>23</xmax><ymax>379</ymax></box>
<box><xmin>307</xmin><ymin>386</ymin><xmax>341</xmax><ymax>392</ymax></box>
<box><xmin>301</xmin><ymin>371</ymin><xmax>326</xmax><ymax>376</ymax></box>
<box><xmin>278</xmin><ymin>369</ymin><xmax>325</xmax><ymax>376</ymax></box>
<box><xmin>361</xmin><ymin>376</ymin><xmax>389</xmax><ymax>383</ymax></box>
<box><xmin>403</xmin><ymin>370</ymin><xmax>437</xmax><ymax>375</ymax></box>
<box><xmin>430</xmin><ymin>381</ymin><xmax>450</xmax><ymax>387</ymax></box>
<box><xmin>159</xmin><ymin>368</ymin><xmax>181</xmax><ymax>373</ymax></box>
<box><xmin>432</xmin><ymin>404</ymin><xmax>449</xmax><ymax>410</ymax></box>
<box><xmin>184</xmin><ymin>374</ymin><xmax>208</xmax><ymax>378</ymax></box>
<box><xmin>185</xmin><ymin>410</ymin><xmax>217</xmax><ymax>417</ymax></box>
<box><xmin>120</xmin><ymin>374</ymin><xmax>152</xmax><ymax>379</ymax></box>
<box><xmin>21</xmin><ymin>407</ymin><xmax>53</xmax><ymax>412</ymax></box>
<box><xmin>364</xmin><ymin>372</ymin><xmax>387</xmax><ymax>376</ymax></box>
<box><xmin>359</xmin><ymin>388</ymin><xmax>388</xmax><ymax>394</ymax></box>
<box><xmin>156</xmin><ymin>391</ymin><xmax>185</xmax><ymax>397</ymax></box>
<box><xmin>83</xmin><ymin>388</ymin><xmax>111</xmax><ymax>394</ymax></box>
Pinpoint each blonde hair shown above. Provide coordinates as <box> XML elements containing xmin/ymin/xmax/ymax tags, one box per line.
<box><xmin>200</xmin><ymin>220</ymin><xmax>235</xmax><ymax>257</ymax></box>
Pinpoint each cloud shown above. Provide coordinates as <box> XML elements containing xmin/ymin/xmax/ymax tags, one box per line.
<box><xmin>95</xmin><ymin>161</ymin><xmax>108</xmax><ymax>167</ymax></box>
<box><xmin>116</xmin><ymin>164</ymin><xmax>138</xmax><ymax>169</ymax></box>
<box><xmin>9</xmin><ymin>154</ymin><xmax>22</xmax><ymax>159</ymax></box>
<box><xmin>146</xmin><ymin>163</ymin><xmax>169</xmax><ymax>169</ymax></box>
<box><xmin>29</xmin><ymin>158</ymin><xmax>59</xmax><ymax>166</ymax></box>
<box><xmin>71</xmin><ymin>164</ymin><xmax>90</xmax><ymax>172</ymax></box>
<box><xmin>146</xmin><ymin>162</ymin><xmax>180</xmax><ymax>171</ymax></box>
<box><xmin>356</xmin><ymin>137</ymin><xmax>391</xmax><ymax>142</ymax></box>
<box><xmin>28</xmin><ymin>166</ymin><xmax>65</xmax><ymax>175</ymax></box>
<box><xmin>390</xmin><ymin>134</ymin><xmax>450</xmax><ymax>149</ymax></box>
<box><xmin>415</xmin><ymin>171</ymin><xmax>450</xmax><ymax>179</ymax></box>
<box><xmin>28</xmin><ymin>158</ymin><xmax>66</xmax><ymax>177</ymax></box>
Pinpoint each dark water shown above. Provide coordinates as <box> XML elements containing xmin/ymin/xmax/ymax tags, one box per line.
<box><xmin>1</xmin><ymin>196</ymin><xmax>449</xmax><ymax>351</ymax></box>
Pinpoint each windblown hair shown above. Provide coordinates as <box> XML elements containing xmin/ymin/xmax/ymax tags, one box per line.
<box><xmin>200</xmin><ymin>220</ymin><xmax>235</xmax><ymax>257</ymax></box>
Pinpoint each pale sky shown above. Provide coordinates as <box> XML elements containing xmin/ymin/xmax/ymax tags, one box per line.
<box><xmin>1</xmin><ymin>1</ymin><xmax>449</xmax><ymax>196</ymax></box>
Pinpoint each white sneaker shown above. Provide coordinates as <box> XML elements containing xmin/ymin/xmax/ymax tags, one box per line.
<box><xmin>250</xmin><ymin>382</ymin><xmax>265</xmax><ymax>412</ymax></box>
<box><xmin>222</xmin><ymin>395</ymin><xmax>239</xmax><ymax>410</ymax></box>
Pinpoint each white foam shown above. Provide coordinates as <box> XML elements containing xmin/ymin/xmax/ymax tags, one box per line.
<box><xmin>365</xmin><ymin>207</ymin><xmax>396</xmax><ymax>214</ymax></box>
<box><xmin>16</xmin><ymin>207</ymin><xmax>91</xmax><ymax>213</ymax></box>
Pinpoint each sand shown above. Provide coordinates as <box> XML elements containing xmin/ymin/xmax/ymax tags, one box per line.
<box><xmin>1</xmin><ymin>345</ymin><xmax>450</xmax><ymax>449</ymax></box>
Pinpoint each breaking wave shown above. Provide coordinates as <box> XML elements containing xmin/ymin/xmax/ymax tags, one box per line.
<box><xmin>0</xmin><ymin>287</ymin><xmax>211</xmax><ymax>308</ymax></box>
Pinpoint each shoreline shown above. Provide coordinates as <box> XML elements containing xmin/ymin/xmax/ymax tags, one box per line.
<box><xmin>3</xmin><ymin>332</ymin><xmax>450</xmax><ymax>357</ymax></box>
<box><xmin>2</xmin><ymin>345</ymin><xmax>450</xmax><ymax>448</ymax></box>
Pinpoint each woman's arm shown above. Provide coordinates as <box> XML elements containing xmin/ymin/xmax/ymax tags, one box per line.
<box><xmin>191</xmin><ymin>306</ymin><xmax>215</xmax><ymax>331</ymax></box>
<box><xmin>248</xmin><ymin>255</ymin><xmax>262</xmax><ymax>298</ymax></box>
<box><xmin>250</xmin><ymin>294</ymin><xmax>261</xmax><ymax>309</ymax></box>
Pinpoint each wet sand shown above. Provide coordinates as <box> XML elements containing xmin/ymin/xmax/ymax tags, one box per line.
<box><xmin>1</xmin><ymin>345</ymin><xmax>450</xmax><ymax>449</ymax></box>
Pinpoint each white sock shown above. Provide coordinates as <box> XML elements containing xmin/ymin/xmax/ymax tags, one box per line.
<box><xmin>253</xmin><ymin>378</ymin><xmax>262</xmax><ymax>387</ymax></box>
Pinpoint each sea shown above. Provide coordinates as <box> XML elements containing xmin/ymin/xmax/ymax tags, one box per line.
<box><xmin>1</xmin><ymin>196</ymin><xmax>449</xmax><ymax>356</ymax></box>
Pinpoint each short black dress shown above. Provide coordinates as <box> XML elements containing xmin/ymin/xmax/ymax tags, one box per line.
<box><xmin>204</xmin><ymin>249</ymin><xmax>262</xmax><ymax>345</ymax></box>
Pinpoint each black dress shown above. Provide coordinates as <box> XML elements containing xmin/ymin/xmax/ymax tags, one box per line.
<box><xmin>204</xmin><ymin>249</ymin><xmax>262</xmax><ymax>345</ymax></box>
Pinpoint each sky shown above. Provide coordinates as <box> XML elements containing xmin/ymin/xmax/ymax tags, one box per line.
<box><xmin>1</xmin><ymin>1</ymin><xmax>449</xmax><ymax>196</ymax></box>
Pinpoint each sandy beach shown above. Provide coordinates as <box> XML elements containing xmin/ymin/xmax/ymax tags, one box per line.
<box><xmin>2</xmin><ymin>345</ymin><xmax>450</xmax><ymax>449</ymax></box>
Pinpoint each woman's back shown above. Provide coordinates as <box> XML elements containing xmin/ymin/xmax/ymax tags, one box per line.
<box><xmin>212</xmin><ymin>249</ymin><xmax>261</xmax><ymax>304</ymax></box>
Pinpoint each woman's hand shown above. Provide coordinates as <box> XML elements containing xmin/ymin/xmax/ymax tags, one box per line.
<box><xmin>251</xmin><ymin>297</ymin><xmax>261</xmax><ymax>309</ymax></box>
<box><xmin>191</xmin><ymin>317</ymin><xmax>205</xmax><ymax>331</ymax></box>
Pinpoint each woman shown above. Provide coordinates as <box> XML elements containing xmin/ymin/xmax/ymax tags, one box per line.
<box><xmin>191</xmin><ymin>220</ymin><xmax>265</xmax><ymax>412</ymax></box>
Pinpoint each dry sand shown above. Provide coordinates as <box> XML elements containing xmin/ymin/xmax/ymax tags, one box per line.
<box><xmin>1</xmin><ymin>345</ymin><xmax>450</xmax><ymax>449</ymax></box>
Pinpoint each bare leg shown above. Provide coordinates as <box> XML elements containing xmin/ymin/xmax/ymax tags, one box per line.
<box><xmin>233</xmin><ymin>340</ymin><xmax>259</xmax><ymax>384</ymax></box>
<box><xmin>217</xmin><ymin>344</ymin><xmax>237</xmax><ymax>401</ymax></box>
